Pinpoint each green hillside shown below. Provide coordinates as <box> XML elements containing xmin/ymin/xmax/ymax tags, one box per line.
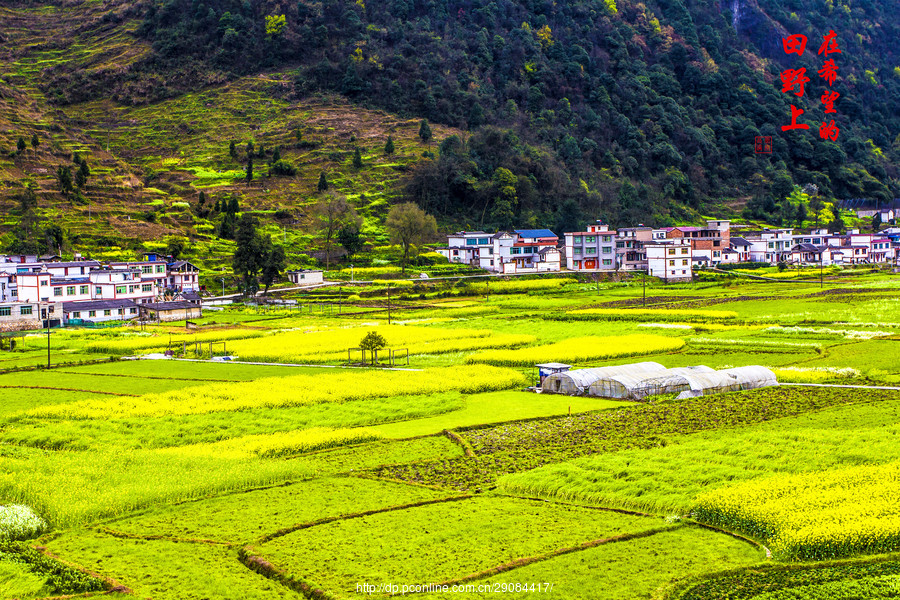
<box><xmin>0</xmin><ymin>0</ymin><xmax>898</xmax><ymax>265</ymax></box>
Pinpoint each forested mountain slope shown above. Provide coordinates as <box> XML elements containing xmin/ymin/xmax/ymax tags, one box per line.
<box><xmin>0</xmin><ymin>0</ymin><xmax>898</xmax><ymax>253</ymax></box>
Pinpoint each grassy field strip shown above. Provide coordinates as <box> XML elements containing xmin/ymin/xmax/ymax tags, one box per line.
<box><xmin>429</xmin><ymin>526</ymin><xmax>678</xmax><ymax>590</ymax></box>
<box><xmin>249</xmin><ymin>496</ymin><xmax>662</xmax><ymax>598</ymax></box>
<box><xmin>256</xmin><ymin>494</ymin><xmax>473</xmax><ymax>544</ymax></box>
<box><xmin>99</xmin><ymin>475</ymin><xmax>453</xmax><ymax>544</ymax></box>
<box><xmin>95</xmin><ymin>525</ymin><xmax>236</xmax><ymax>547</ymax></box>
<box><xmin>0</xmin><ymin>385</ymin><xmax>136</xmax><ymax>396</ymax></box>
<box><xmin>45</xmin><ymin>531</ymin><xmax>299</xmax><ymax>600</ymax></box>
<box><xmin>52</xmin><ymin>369</ymin><xmax>247</xmax><ymax>382</ymax></box>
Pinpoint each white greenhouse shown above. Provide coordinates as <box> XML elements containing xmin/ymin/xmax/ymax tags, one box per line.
<box><xmin>540</xmin><ymin>362</ymin><xmax>666</xmax><ymax>395</ymax></box>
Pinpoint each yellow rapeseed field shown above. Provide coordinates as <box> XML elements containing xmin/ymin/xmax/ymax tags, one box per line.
<box><xmin>29</xmin><ymin>365</ymin><xmax>528</xmax><ymax>419</ymax></box>
<box><xmin>693</xmin><ymin>462</ymin><xmax>900</xmax><ymax>560</ymax></box>
<box><xmin>566</xmin><ymin>308</ymin><xmax>738</xmax><ymax>322</ymax></box>
<box><xmin>225</xmin><ymin>325</ymin><xmax>535</xmax><ymax>363</ymax></box>
<box><xmin>465</xmin><ymin>334</ymin><xmax>685</xmax><ymax>367</ymax></box>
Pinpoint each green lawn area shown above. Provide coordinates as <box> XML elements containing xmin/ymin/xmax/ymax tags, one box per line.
<box><xmin>371</xmin><ymin>390</ymin><xmax>629</xmax><ymax>438</ymax></box>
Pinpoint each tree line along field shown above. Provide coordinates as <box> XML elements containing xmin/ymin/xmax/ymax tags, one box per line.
<box><xmin>5</xmin><ymin>271</ymin><xmax>900</xmax><ymax>598</ymax></box>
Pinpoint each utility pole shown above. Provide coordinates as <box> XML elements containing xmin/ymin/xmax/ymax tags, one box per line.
<box><xmin>642</xmin><ymin>272</ymin><xmax>647</xmax><ymax>307</ymax></box>
<box><xmin>387</xmin><ymin>286</ymin><xmax>392</xmax><ymax>325</ymax></box>
<box><xmin>45</xmin><ymin>303</ymin><xmax>50</xmax><ymax>369</ymax></box>
<box><xmin>221</xmin><ymin>277</ymin><xmax>225</xmax><ymax>297</ymax></box>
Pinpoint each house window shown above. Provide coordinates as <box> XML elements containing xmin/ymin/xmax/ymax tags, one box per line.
<box><xmin>682</xmin><ymin>259</ymin><xmax>688</xmax><ymax>265</ymax></box>
<box><xmin>128</xmin><ymin>285</ymin><xmax>135</xmax><ymax>293</ymax></box>
<box><xmin>478</xmin><ymin>238</ymin><xmax>489</xmax><ymax>245</ymax></box>
<box><xmin>66</xmin><ymin>286</ymin><xmax>76</xmax><ymax>295</ymax></box>
<box><xmin>40</xmin><ymin>280</ymin><xmax>48</xmax><ymax>286</ymax></box>
<box><xmin>156</xmin><ymin>265</ymin><xmax>165</xmax><ymax>273</ymax></box>
<box><xmin>130</xmin><ymin>308</ymin><xmax>137</xmax><ymax>314</ymax></box>
<box><xmin>524</xmin><ymin>247</ymin><xmax>534</xmax><ymax>254</ymax></box>
<box><xmin>89</xmin><ymin>310</ymin><xmax>96</xmax><ymax>317</ymax></box>
<box><xmin>466</xmin><ymin>239</ymin><xmax>478</xmax><ymax>246</ymax></box>
<box><xmin>72</xmin><ymin>312</ymin><xmax>81</xmax><ymax>318</ymax></box>
<box><xmin>103</xmin><ymin>309</ymin><xmax>111</xmax><ymax>316</ymax></box>
<box><xmin>20</xmin><ymin>306</ymin><xmax>32</xmax><ymax>315</ymax></box>
<box><xmin>616</xmin><ymin>241</ymin><xmax>625</xmax><ymax>248</ymax></box>
<box><xmin>573</xmin><ymin>248</ymin><xmax>582</xmax><ymax>255</ymax></box>
<box><xmin>510</xmin><ymin>248</ymin><xmax>521</xmax><ymax>255</ymax></box>
<box><xmin>602</xmin><ymin>246</ymin><xmax>612</xmax><ymax>254</ymax></box>
<box><xmin>669</xmin><ymin>260</ymin><xmax>675</xmax><ymax>266</ymax></box>
<box><xmin>573</xmin><ymin>236</ymin><xmax>582</xmax><ymax>243</ymax></box>
<box><xmin>668</xmin><ymin>249</ymin><xmax>676</xmax><ymax>255</ymax></box>
<box><xmin>768</xmin><ymin>242</ymin><xmax>774</xmax><ymax>248</ymax></box>
<box><xmin>602</xmin><ymin>235</ymin><xmax>612</xmax><ymax>243</ymax></box>
<box><xmin>585</xmin><ymin>236</ymin><xmax>596</xmax><ymax>243</ymax></box>
<box><xmin>142</xmin><ymin>284</ymin><xmax>152</xmax><ymax>292</ymax></box>
<box><xmin>116</xmin><ymin>286</ymin><xmax>127</xmax><ymax>294</ymax></box>
<box><xmin>585</xmin><ymin>247</ymin><xmax>597</xmax><ymax>255</ymax></box>
<box><xmin>54</xmin><ymin>288</ymin><xmax>63</xmax><ymax>297</ymax></box>
<box><xmin>602</xmin><ymin>259</ymin><xmax>612</xmax><ymax>266</ymax></box>
<box><xmin>681</xmin><ymin>248</ymin><xmax>689</xmax><ymax>254</ymax></box>
<box><xmin>142</xmin><ymin>266</ymin><xmax>153</xmax><ymax>274</ymax></box>
<box><xmin>0</xmin><ymin>307</ymin><xmax>10</xmax><ymax>317</ymax></box>
<box><xmin>10</xmin><ymin>290</ymin><xmax>16</xmax><ymax>297</ymax></box>
<box><xmin>80</xmin><ymin>285</ymin><xmax>89</xmax><ymax>294</ymax></box>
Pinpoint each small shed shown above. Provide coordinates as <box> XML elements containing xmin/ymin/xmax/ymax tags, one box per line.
<box><xmin>139</xmin><ymin>301</ymin><xmax>202</xmax><ymax>323</ymax></box>
<box><xmin>535</xmin><ymin>363</ymin><xmax>571</xmax><ymax>386</ymax></box>
<box><xmin>542</xmin><ymin>362</ymin><xmax>665</xmax><ymax>395</ymax></box>
<box><xmin>287</xmin><ymin>270</ymin><xmax>324</xmax><ymax>286</ymax></box>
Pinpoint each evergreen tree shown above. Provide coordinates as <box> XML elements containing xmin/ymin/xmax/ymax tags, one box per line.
<box><xmin>246</xmin><ymin>141</ymin><xmax>254</xmax><ymax>156</ymax></box>
<box><xmin>246</xmin><ymin>157</ymin><xmax>253</xmax><ymax>186</ymax></box>
<box><xmin>418</xmin><ymin>119</ymin><xmax>432</xmax><ymax>143</ymax></box>
<box><xmin>317</xmin><ymin>170</ymin><xmax>329</xmax><ymax>192</ymax></box>
<box><xmin>352</xmin><ymin>147</ymin><xmax>362</xmax><ymax>169</ymax></box>
<box><xmin>16</xmin><ymin>137</ymin><xmax>26</xmax><ymax>155</ymax></box>
<box><xmin>30</xmin><ymin>134</ymin><xmax>39</xmax><ymax>158</ymax></box>
<box><xmin>56</xmin><ymin>166</ymin><xmax>73</xmax><ymax>198</ymax></box>
<box><xmin>338</xmin><ymin>224</ymin><xmax>365</xmax><ymax>262</ymax></box>
<box><xmin>795</xmin><ymin>202</ymin><xmax>808</xmax><ymax>227</ymax></box>
<box><xmin>229</xmin><ymin>140</ymin><xmax>237</xmax><ymax>158</ymax></box>
<box><xmin>384</xmin><ymin>136</ymin><xmax>395</xmax><ymax>155</ymax></box>
<box><xmin>272</xmin><ymin>146</ymin><xmax>281</xmax><ymax>163</ymax></box>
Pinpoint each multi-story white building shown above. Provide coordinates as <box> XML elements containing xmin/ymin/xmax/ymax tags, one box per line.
<box><xmin>564</xmin><ymin>222</ymin><xmax>617</xmax><ymax>271</ymax></box>
<box><xmin>646</xmin><ymin>240</ymin><xmax>693</xmax><ymax>282</ymax></box>
<box><xmin>437</xmin><ymin>232</ymin><xmax>497</xmax><ymax>267</ymax></box>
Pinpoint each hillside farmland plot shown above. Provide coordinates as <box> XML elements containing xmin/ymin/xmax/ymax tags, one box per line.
<box><xmin>6</xmin><ymin>273</ymin><xmax>900</xmax><ymax>599</ymax></box>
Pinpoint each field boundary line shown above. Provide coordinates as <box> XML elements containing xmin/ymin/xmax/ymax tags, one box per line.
<box><xmin>416</xmin><ymin>525</ymin><xmax>678</xmax><ymax>593</ymax></box>
<box><xmin>52</xmin><ymin>370</ymin><xmax>247</xmax><ymax>383</ymax></box>
<box><xmin>238</xmin><ymin>546</ymin><xmax>339</xmax><ymax>600</ymax></box>
<box><xmin>169</xmin><ymin>358</ymin><xmax>423</xmax><ymax>371</ymax></box>
<box><xmin>490</xmin><ymin>492</ymin><xmax>657</xmax><ymax>518</ymax></box>
<box><xmin>256</xmin><ymin>494</ymin><xmax>472</xmax><ymax>544</ymax></box>
<box><xmin>31</xmin><ymin>544</ymin><xmax>133</xmax><ymax>595</ymax></box>
<box><xmin>0</xmin><ymin>385</ymin><xmax>137</xmax><ymax>396</ymax></box>
<box><xmin>95</xmin><ymin>525</ymin><xmax>234</xmax><ymax>546</ymax></box>
<box><xmin>443</xmin><ymin>429</ymin><xmax>475</xmax><ymax>457</ymax></box>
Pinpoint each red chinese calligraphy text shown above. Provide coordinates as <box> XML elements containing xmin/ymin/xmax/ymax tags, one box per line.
<box><xmin>821</xmin><ymin>90</ymin><xmax>840</xmax><ymax>114</ymax></box>
<box><xmin>819</xmin><ymin>120</ymin><xmax>840</xmax><ymax>141</ymax></box>
<box><xmin>818</xmin><ymin>59</ymin><xmax>839</xmax><ymax>86</ymax></box>
<box><xmin>782</xmin><ymin>34</ymin><xmax>807</xmax><ymax>56</ymax></box>
<box><xmin>780</xmin><ymin>68</ymin><xmax>810</xmax><ymax>97</ymax></box>
<box><xmin>782</xmin><ymin>105</ymin><xmax>810</xmax><ymax>131</ymax></box>
<box><xmin>818</xmin><ymin>30</ymin><xmax>841</xmax><ymax>56</ymax></box>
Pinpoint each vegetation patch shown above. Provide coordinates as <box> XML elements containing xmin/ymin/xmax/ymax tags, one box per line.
<box><xmin>465</xmin><ymin>334</ymin><xmax>685</xmax><ymax>366</ymax></box>
<box><xmin>694</xmin><ymin>462</ymin><xmax>900</xmax><ymax>561</ymax></box>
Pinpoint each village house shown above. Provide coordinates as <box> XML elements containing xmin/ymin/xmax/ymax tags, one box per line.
<box><xmin>287</xmin><ymin>269</ymin><xmax>324</xmax><ymax>285</ymax></box>
<box><xmin>564</xmin><ymin>222</ymin><xmax>617</xmax><ymax>272</ymax></box>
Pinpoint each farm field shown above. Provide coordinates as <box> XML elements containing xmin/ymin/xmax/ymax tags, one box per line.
<box><xmin>5</xmin><ymin>270</ymin><xmax>900</xmax><ymax>599</ymax></box>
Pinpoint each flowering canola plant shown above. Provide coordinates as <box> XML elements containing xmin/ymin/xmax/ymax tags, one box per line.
<box><xmin>29</xmin><ymin>365</ymin><xmax>528</xmax><ymax>419</ymax></box>
<box><xmin>693</xmin><ymin>461</ymin><xmax>900</xmax><ymax>560</ymax></box>
<box><xmin>465</xmin><ymin>334</ymin><xmax>684</xmax><ymax>367</ymax></box>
